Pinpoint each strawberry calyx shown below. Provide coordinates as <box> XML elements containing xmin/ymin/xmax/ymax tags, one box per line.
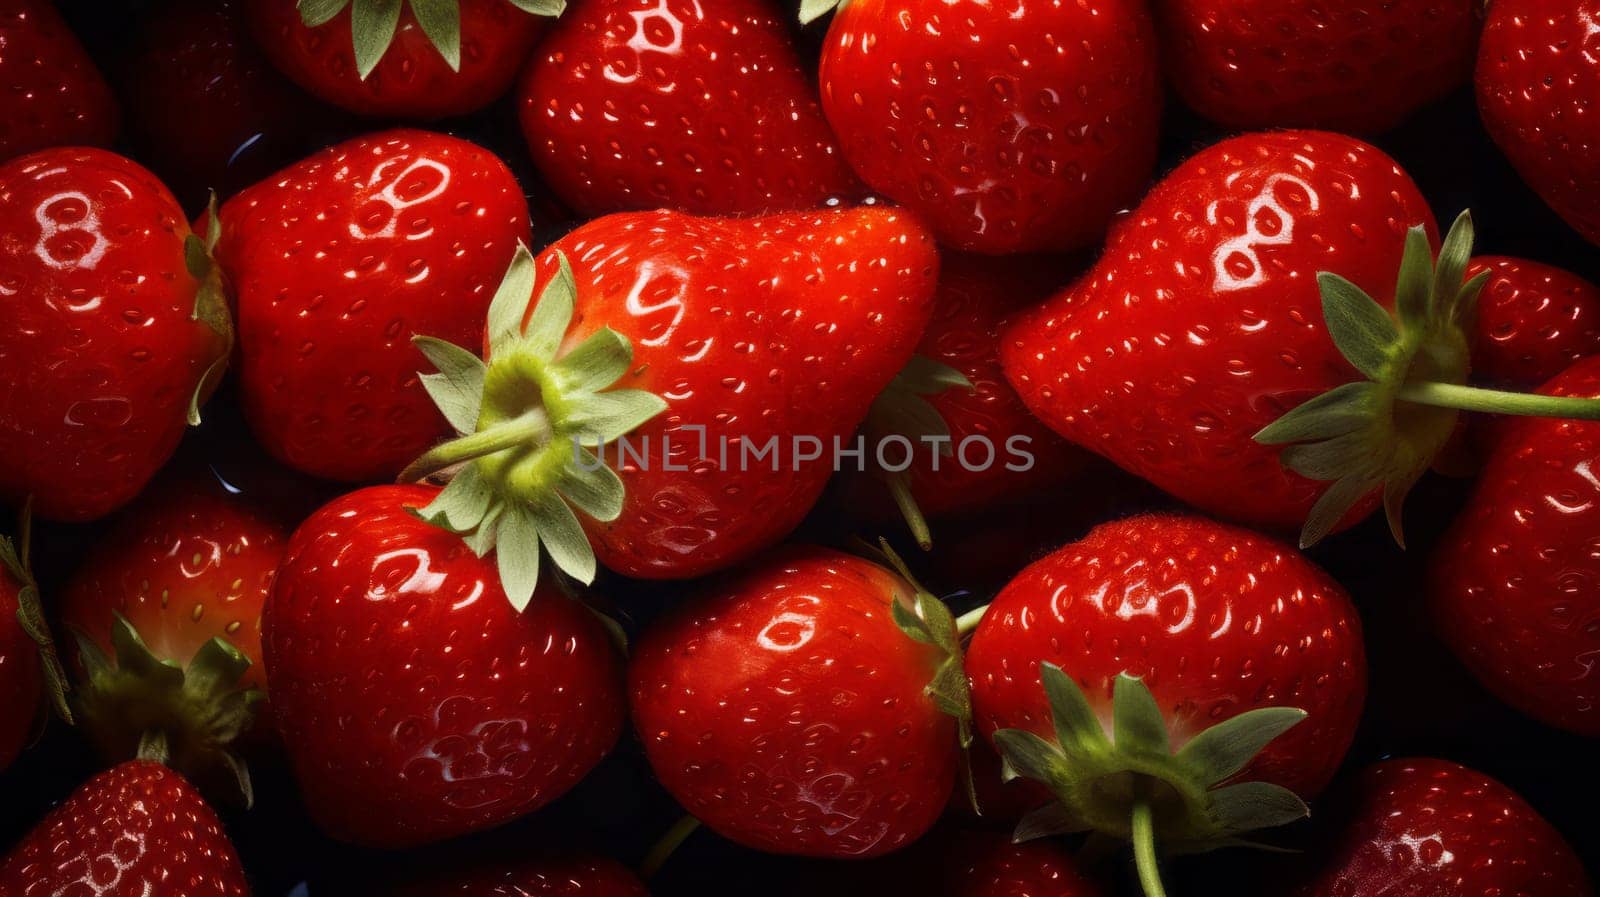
<box><xmin>1258</xmin><ymin>211</ymin><xmax>1600</xmax><ymax>548</ymax></box>
<box><xmin>798</xmin><ymin>0</ymin><xmax>849</xmax><ymax>25</ymax></box>
<box><xmin>862</xmin><ymin>356</ymin><xmax>973</xmax><ymax>550</ymax></box>
<box><xmin>993</xmin><ymin>664</ymin><xmax>1309</xmax><ymax>897</ymax></box>
<box><xmin>297</xmin><ymin>0</ymin><xmax>567</xmax><ymax>79</ymax></box>
<box><xmin>183</xmin><ymin>194</ymin><xmax>232</xmax><ymax>427</ymax></box>
<box><xmin>1</xmin><ymin>501</ymin><xmax>72</xmax><ymax>726</ymax></box>
<box><xmin>70</xmin><ymin>613</ymin><xmax>262</xmax><ymax>807</ymax></box>
<box><xmin>400</xmin><ymin>246</ymin><xmax>667</xmax><ymax>611</ymax></box>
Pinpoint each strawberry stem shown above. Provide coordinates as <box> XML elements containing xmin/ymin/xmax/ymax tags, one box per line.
<box><xmin>885</xmin><ymin>470</ymin><xmax>933</xmax><ymax>550</ymax></box>
<box><xmin>398</xmin><ymin>410</ymin><xmax>553</xmax><ymax>484</ymax></box>
<box><xmin>955</xmin><ymin>604</ymin><xmax>988</xmax><ymax>638</ymax></box>
<box><xmin>1398</xmin><ymin>382</ymin><xmax>1600</xmax><ymax>419</ymax></box>
<box><xmin>1131</xmin><ymin>784</ymin><xmax>1168</xmax><ymax>897</ymax></box>
<box><xmin>640</xmin><ymin>815</ymin><xmax>700</xmax><ymax>880</ymax></box>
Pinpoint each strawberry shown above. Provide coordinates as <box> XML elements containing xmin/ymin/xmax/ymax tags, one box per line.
<box><xmin>805</xmin><ymin>0</ymin><xmax>1162</xmax><ymax>255</ymax></box>
<box><xmin>0</xmin><ymin>760</ymin><xmax>249</xmax><ymax>896</ymax></box>
<box><xmin>629</xmin><ymin>545</ymin><xmax>969</xmax><ymax>858</ymax></box>
<box><xmin>900</xmin><ymin>828</ymin><xmax>1105</xmax><ymax>897</ymax></box>
<box><xmin>1154</xmin><ymin>0</ymin><xmax>1479</xmax><ymax>134</ymax></box>
<box><xmin>399</xmin><ymin>205</ymin><xmax>937</xmax><ymax>605</ymax></box>
<box><xmin>56</xmin><ymin>475</ymin><xmax>287</xmax><ymax>802</ymax></box>
<box><xmin>0</xmin><ymin>0</ymin><xmax>118</xmax><ymax>162</ymax></box>
<box><xmin>1478</xmin><ymin>0</ymin><xmax>1600</xmax><ymax>248</ymax></box>
<box><xmin>1289</xmin><ymin>758</ymin><xmax>1592</xmax><ymax>897</ymax></box>
<box><xmin>1468</xmin><ymin>256</ymin><xmax>1600</xmax><ymax>389</ymax></box>
<box><xmin>0</xmin><ymin>508</ymin><xmax>69</xmax><ymax>773</ymax></box>
<box><xmin>517</xmin><ymin>0</ymin><xmax>860</xmax><ymax>217</ymax></box>
<box><xmin>965</xmin><ymin>514</ymin><xmax>1366</xmax><ymax>893</ymax></box>
<box><xmin>1429</xmin><ymin>356</ymin><xmax>1600</xmax><ymax>737</ymax></box>
<box><xmin>246</xmin><ymin>0</ymin><xmax>561</xmax><ymax>119</ymax></box>
<box><xmin>0</xmin><ymin>148</ymin><xmax>232</xmax><ymax>522</ymax></box>
<box><xmin>397</xmin><ymin>854</ymin><xmax>648</xmax><ymax>896</ymax></box>
<box><xmin>262</xmin><ymin>484</ymin><xmax>627</xmax><ymax>848</ymax></box>
<box><xmin>216</xmin><ymin>129</ymin><xmax>532</xmax><ymax>483</ymax></box>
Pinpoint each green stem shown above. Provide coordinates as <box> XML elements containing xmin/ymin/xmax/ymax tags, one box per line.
<box><xmin>955</xmin><ymin>604</ymin><xmax>989</xmax><ymax>638</ymax></box>
<box><xmin>640</xmin><ymin>815</ymin><xmax>701</xmax><ymax>880</ymax></box>
<box><xmin>397</xmin><ymin>410</ymin><xmax>552</xmax><ymax>484</ymax></box>
<box><xmin>884</xmin><ymin>470</ymin><xmax>933</xmax><ymax>550</ymax></box>
<box><xmin>1398</xmin><ymin>382</ymin><xmax>1600</xmax><ymax>420</ymax></box>
<box><xmin>1131</xmin><ymin>788</ymin><xmax>1168</xmax><ymax>897</ymax></box>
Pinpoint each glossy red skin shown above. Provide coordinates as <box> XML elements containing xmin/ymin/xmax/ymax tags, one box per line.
<box><xmin>530</xmin><ymin>206</ymin><xmax>938</xmax><ymax>579</ymax></box>
<box><xmin>0</xmin><ymin>760</ymin><xmax>249</xmax><ymax>896</ymax></box>
<box><xmin>1468</xmin><ymin>257</ymin><xmax>1600</xmax><ymax>389</ymax></box>
<box><xmin>1001</xmin><ymin>131</ymin><xmax>1438</xmax><ymax>534</ymax></box>
<box><xmin>1155</xmin><ymin>0</ymin><xmax>1478</xmax><ymax>134</ymax></box>
<box><xmin>909</xmin><ymin>829</ymin><xmax>1105</xmax><ymax>897</ymax></box>
<box><xmin>1291</xmin><ymin>758</ymin><xmax>1593</xmax><ymax>897</ymax></box>
<box><xmin>0</xmin><ymin>0</ymin><xmax>118</xmax><ymax>162</ymax></box>
<box><xmin>967</xmin><ymin>515</ymin><xmax>1367</xmax><ymax>799</ymax></box>
<box><xmin>399</xmin><ymin>854</ymin><xmax>649</xmax><ymax>896</ymax></box>
<box><xmin>1430</xmin><ymin>357</ymin><xmax>1600</xmax><ymax>737</ymax></box>
<box><xmin>218</xmin><ymin>130</ymin><xmax>532</xmax><ymax>483</ymax></box>
<box><xmin>0</xmin><ymin>566</ymin><xmax>40</xmax><ymax>772</ymax></box>
<box><xmin>264</xmin><ymin>484</ymin><xmax>626</xmax><ymax>848</ymax></box>
<box><xmin>246</xmin><ymin>0</ymin><xmax>546</xmax><ymax>119</ymax></box>
<box><xmin>630</xmin><ymin>546</ymin><xmax>957</xmax><ymax>858</ymax></box>
<box><xmin>1479</xmin><ymin>0</ymin><xmax>1600</xmax><ymax>248</ymax></box>
<box><xmin>518</xmin><ymin>0</ymin><xmax>860</xmax><ymax>217</ymax></box>
<box><xmin>0</xmin><ymin>148</ymin><xmax>229</xmax><ymax>522</ymax></box>
<box><xmin>59</xmin><ymin>478</ymin><xmax>288</xmax><ymax>694</ymax></box>
<box><xmin>819</xmin><ymin>0</ymin><xmax>1162</xmax><ymax>255</ymax></box>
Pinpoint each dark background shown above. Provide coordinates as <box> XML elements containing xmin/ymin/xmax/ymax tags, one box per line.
<box><xmin>3</xmin><ymin>1</ymin><xmax>1597</xmax><ymax>893</ymax></box>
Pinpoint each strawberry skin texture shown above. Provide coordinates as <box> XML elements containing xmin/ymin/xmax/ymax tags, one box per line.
<box><xmin>533</xmin><ymin>206</ymin><xmax>937</xmax><ymax>579</ymax></box>
<box><xmin>1479</xmin><ymin>0</ymin><xmax>1600</xmax><ymax>248</ymax></box>
<box><xmin>518</xmin><ymin>0</ymin><xmax>860</xmax><ymax>217</ymax></box>
<box><xmin>818</xmin><ymin>0</ymin><xmax>1162</xmax><ymax>255</ymax></box>
<box><xmin>245</xmin><ymin>0</ymin><xmax>546</xmax><ymax>119</ymax></box>
<box><xmin>263</xmin><ymin>484</ymin><xmax>626</xmax><ymax>848</ymax></box>
<box><xmin>630</xmin><ymin>546</ymin><xmax>957</xmax><ymax>858</ymax></box>
<box><xmin>218</xmin><ymin>130</ymin><xmax>532</xmax><ymax>483</ymax></box>
<box><xmin>399</xmin><ymin>854</ymin><xmax>648</xmax><ymax>896</ymax></box>
<box><xmin>1468</xmin><ymin>256</ymin><xmax>1600</xmax><ymax>389</ymax></box>
<box><xmin>1429</xmin><ymin>356</ymin><xmax>1600</xmax><ymax>738</ymax></box>
<box><xmin>967</xmin><ymin>514</ymin><xmax>1367</xmax><ymax>799</ymax></box>
<box><xmin>0</xmin><ymin>760</ymin><xmax>249</xmax><ymax>896</ymax></box>
<box><xmin>0</xmin><ymin>0</ymin><xmax>118</xmax><ymax>162</ymax></box>
<box><xmin>0</xmin><ymin>148</ymin><xmax>229</xmax><ymax>522</ymax></box>
<box><xmin>0</xmin><ymin>566</ymin><xmax>40</xmax><ymax>772</ymax></box>
<box><xmin>1001</xmin><ymin>131</ymin><xmax>1437</xmax><ymax>533</ymax></box>
<box><xmin>1155</xmin><ymin>0</ymin><xmax>1478</xmax><ymax>134</ymax></box>
<box><xmin>1291</xmin><ymin>758</ymin><xmax>1593</xmax><ymax>897</ymax></box>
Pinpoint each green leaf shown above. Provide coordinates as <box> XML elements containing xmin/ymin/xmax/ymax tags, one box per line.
<box><xmin>495</xmin><ymin>508</ymin><xmax>542</xmax><ymax>612</ymax></box>
<box><xmin>486</xmin><ymin>245</ymin><xmax>539</xmax><ymax>356</ymax></box>
<box><xmin>524</xmin><ymin>252</ymin><xmax>578</xmax><ymax>360</ymax></box>
<box><xmin>351</xmin><ymin>0</ymin><xmax>404</xmax><ymax>79</ymax></box>
<box><xmin>991</xmin><ymin>728</ymin><xmax>1066</xmax><ymax>788</ymax></box>
<box><xmin>1040</xmin><ymin>663</ymin><xmax>1110</xmax><ymax>760</ymax></box>
<box><xmin>570</xmin><ymin>389</ymin><xmax>669</xmax><ymax>444</ymax></box>
<box><xmin>410</xmin><ymin>0</ymin><xmax>461</xmax><ymax>71</ymax></box>
<box><xmin>1254</xmin><ymin>382</ymin><xmax>1378</xmax><ymax>446</ymax></box>
<box><xmin>1013</xmin><ymin>802</ymin><xmax>1088</xmax><ymax>842</ymax></box>
<box><xmin>462</xmin><ymin>504</ymin><xmax>502</xmax><ymax>557</ymax></box>
<box><xmin>1175</xmin><ymin>707</ymin><xmax>1307</xmax><ymax>787</ymax></box>
<box><xmin>1112</xmin><ymin>674</ymin><xmax>1170</xmax><ymax>758</ymax></box>
<box><xmin>557</xmin><ymin>454</ymin><xmax>626</xmax><ymax>522</ymax></box>
<box><xmin>504</xmin><ymin>0</ymin><xmax>565</xmax><ymax>14</ymax></box>
<box><xmin>1381</xmin><ymin>461</ymin><xmax>1429</xmax><ymax>550</ymax></box>
<box><xmin>415</xmin><ymin>335</ymin><xmax>487</xmax><ymax>434</ymax></box>
<box><xmin>298</xmin><ymin>0</ymin><xmax>350</xmax><ymax>27</ymax></box>
<box><xmin>183</xmin><ymin>233</ymin><xmax>210</xmax><ymax>282</ymax></box>
<box><xmin>1206</xmin><ymin>781</ymin><xmax>1309</xmax><ymax>836</ymax></box>
<box><xmin>1320</xmin><ymin>273</ymin><xmax>1399</xmax><ymax>381</ymax></box>
<box><xmin>1298</xmin><ymin>473</ymin><xmax>1378</xmax><ymax>549</ymax></box>
<box><xmin>415</xmin><ymin>465</ymin><xmax>493</xmax><ymax>532</ymax></box>
<box><xmin>186</xmin><ymin>204</ymin><xmax>234</xmax><ymax>427</ymax></box>
<box><xmin>1280</xmin><ymin>431</ymin><xmax>1377</xmax><ymax>482</ymax></box>
<box><xmin>1452</xmin><ymin>270</ymin><xmax>1491</xmax><ymax>331</ymax></box>
<box><xmin>1431</xmin><ymin>212</ymin><xmax>1475</xmax><ymax>326</ymax></box>
<box><xmin>529</xmin><ymin>494</ymin><xmax>596</xmax><ymax>586</ymax></box>
<box><xmin>1392</xmin><ymin>225</ymin><xmax>1434</xmax><ymax>335</ymax></box>
<box><xmin>799</xmin><ymin>0</ymin><xmax>846</xmax><ymax>25</ymax></box>
<box><xmin>553</xmin><ymin>328</ymin><xmax>633</xmax><ymax>394</ymax></box>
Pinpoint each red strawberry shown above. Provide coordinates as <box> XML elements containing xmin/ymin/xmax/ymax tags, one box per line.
<box><xmin>807</xmin><ymin>0</ymin><xmax>1162</xmax><ymax>254</ymax></box>
<box><xmin>263</xmin><ymin>484</ymin><xmax>626</xmax><ymax>848</ymax></box>
<box><xmin>0</xmin><ymin>0</ymin><xmax>118</xmax><ymax>162</ymax></box>
<box><xmin>966</xmin><ymin>514</ymin><xmax>1366</xmax><ymax>891</ymax></box>
<box><xmin>399</xmin><ymin>205</ymin><xmax>937</xmax><ymax>604</ymax></box>
<box><xmin>630</xmin><ymin>545</ymin><xmax>967</xmax><ymax>858</ymax></box>
<box><xmin>0</xmin><ymin>760</ymin><xmax>249</xmax><ymax>896</ymax></box>
<box><xmin>1290</xmin><ymin>758</ymin><xmax>1592</xmax><ymax>897</ymax></box>
<box><xmin>1154</xmin><ymin>0</ymin><xmax>1479</xmax><ymax>134</ymax></box>
<box><xmin>1429</xmin><ymin>356</ymin><xmax>1600</xmax><ymax>737</ymax></box>
<box><xmin>902</xmin><ymin>828</ymin><xmax>1105</xmax><ymax>897</ymax></box>
<box><xmin>1478</xmin><ymin>0</ymin><xmax>1600</xmax><ymax>247</ymax></box>
<box><xmin>216</xmin><ymin>129</ymin><xmax>532</xmax><ymax>483</ymax></box>
<box><xmin>1468</xmin><ymin>256</ymin><xmax>1600</xmax><ymax>389</ymax></box>
<box><xmin>246</xmin><ymin>0</ymin><xmax>559</xmax><ymax>119</ymax></box>
<box><xmin>518</xmin><ymin>0</ymin><xmax>860</xmax><ymax>217</ymax></box>
<box><xmin>0</xmin><ymin>148</ymin><xmax>232</xmax><ymax>522</ymax></box>
<box><xmin>57</xmin><ymin>475</ymin><xmax>288</xmax><ymax>800</ymax></box>
<box><xmin>398</xmin><ymin>854</ymin><xmax>648</xmax><ymax>896</ymax></box>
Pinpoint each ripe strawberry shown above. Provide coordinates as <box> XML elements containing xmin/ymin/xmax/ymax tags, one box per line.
<box><xmin>1</xmin><ymin>510</ymin><xmax>69</xmax><ymax>773</ymax></box>
<box><xmin>0</xmin><ymin>760</ymin><xmax>249</xmax><ymax>896</ymax></box>
<box><xmin>966</xmin><ymin>515</ymin><xmax>1366</xmax><ymax>891</ymax></box>
<box><xmin>1154</xmin><ymin>0</ymin><xmax>1478</xmax><ymax>134</ymax></box>
<box><xmin>0</xmin><ymin>0</ymin><xmax>118</xmax><ymax>162</ymax></box>
<box><xmin>1429</xmin><ymin>356</ymin><xmax>1600</xmax><ymax>737</ymax></box>
<box><xmin>1468</xmin><ymin>256</ymin><xmax>1600</xmax><ymax>389</ymax></box>
<box><xmin>400</xmin><ymin>205</ymin><xmax>937</xmax><ymax>604</ymax></box>
<box><xmin>1479</xmin><ymin>0</ymin><xmax>1600</xmax><ymax>247</ymax></box>
<box><xmin>807</xmin><ymin>0</ymin><xmax>1162</xmax><ymax>254</ymax></box>
<box><xmin>216</xmin><ymin>129</ymin><xmax>532</xmax><ymax>483</ymax></box>
<box><xmin>1289</xmin><ymin>758</ymin><xmax>1592</xmax><ymax>897</ymax></box>
<box><xmin>0</xmin><ymin>148</ymin><xmax>232</xmax><ymax>522</ymax></box>
<box><xmin>57</xmin><ymin>476</ymin><xmax>287</xmax><ymax>801</ymax></box>
<box><xmin>518</xmin><ymin>0</ymin><xmax>860</xmax><ymax>217</ymax></box>
<box><xmin>899</xmin><ymin>828</ymin><xmax>1105</xmax><ymax>897</ymax></box>
<box><xmin>246</xmin><ymin>0</ymin><xmax>560</xmax><ymax>119</ymax></box>
<box><xmin>397</xmin><ymin>854</ymin><xmax>648</xmax><ymax>896</ymax></box>
<box><xmin>263</xmin><ymin>484</ymin><xmax>626</xmax><ymax>848</ymax></box>
<box><xmin>630</xmin><ymin>545</ymin><xmax>968</xmax><ymax>858</ymax></box>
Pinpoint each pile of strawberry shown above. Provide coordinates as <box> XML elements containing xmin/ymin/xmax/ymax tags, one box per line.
<box><xmin>3</xmin><ymin>1</ymin><xmax>1600</xmax><ymax>895</ymax></box>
